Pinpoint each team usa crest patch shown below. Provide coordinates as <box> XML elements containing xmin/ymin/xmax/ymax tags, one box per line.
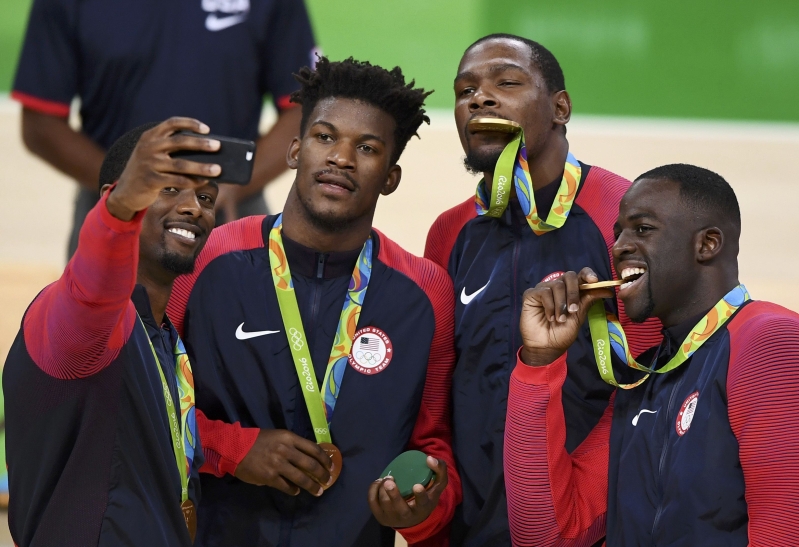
<box><xmin>349</xmin><ymin>327</ymin><xmax>393</xmax><ymax>375</ymax></box>
<box><xmin>541</xmin><ymin>271</ymin><xmax>565</xmax><ymax>283</ymax></box>
<box><xmin>676</xmin><ymin>391</ymin><xmax>699</xmax><ymax>436</ymax></box>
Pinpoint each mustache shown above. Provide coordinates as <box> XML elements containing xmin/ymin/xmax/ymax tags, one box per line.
<box><xmin>313</xmin><ymin>168</ymin><xmax>358</xmax><ymax>188</ymax></box>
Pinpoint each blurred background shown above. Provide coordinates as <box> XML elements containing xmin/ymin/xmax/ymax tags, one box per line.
<box><xmin>1</xmin><ymin>0</ymin><xmax>798</xmax><ymax>544</ymax></box>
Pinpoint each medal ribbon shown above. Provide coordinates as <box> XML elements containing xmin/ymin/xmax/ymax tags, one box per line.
<box><xmin>268</xmin><ymin>214</ymin><xmax>372</xmax><ymax>444</ymax></box>
<box><xmin>587</xmin><ymin>284</ymin><xmax>751</xmax><ymax>389</ymax></box>
<box><xmin>475</xmin><ymin>128</ymin><xmax>582</xmax><ymax>235</ymax></box>
<box><xmin>139</xmin><ymin>317</ymin><xmax>197</xmax><ymax>503</ymax></box>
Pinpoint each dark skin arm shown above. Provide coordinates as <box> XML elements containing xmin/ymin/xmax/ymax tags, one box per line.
<box><xmin>368</xmin><ymin>456</ymin><xmax>449</xmax><ymax>528</ymax></box>
<box><xmin>234</xmin><ymin>429</ymin><xmax>333</xmax><ymax>497</ymax></box>
<box><xmin>520</xmin><ymin>268</ymin><xmax>613</xmax><ymax>367</ymax></box>
<box><xmin>215</xmin><ymin>107</ymin><xmax>301</xmax><ymax>221</ymax></box>
<box><xmin>105</xmin><ymin>117</ymin><xmax>222</xmax><ymax>221</ymax></box>
<box><xmin>21</xmin><ymin>108</ymin><xmax>105</xmax><ymax>192</ymax></box>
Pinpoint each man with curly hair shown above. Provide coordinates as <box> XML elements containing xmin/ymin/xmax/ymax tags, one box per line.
<box><xmin>166</xmin><ymin>57</ymin><xmax>461</xmax><ymax>546</ymax></box>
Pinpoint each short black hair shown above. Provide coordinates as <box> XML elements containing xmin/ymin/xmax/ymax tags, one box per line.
<box><xmin>635</xmin><ymin>164</ymin><xmax>741</xmax><ymax>228</ymax></box>
<box><xmin>98</xmin><ymin>122</ymin><xmax>159</xmax><ymax>191</ymax></box>
<box><xmin>466</xmin><ymin>33</ymin><xmax>566</xmax><ymax>94</ymax></box>
<box><xmin>290</xmin><ymin>56</ymin><xmax>432</xmax><ymax>164</ymax></box>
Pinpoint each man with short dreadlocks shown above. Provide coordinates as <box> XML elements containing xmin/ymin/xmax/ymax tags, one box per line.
<box><xmin>167</xmin><ymin>57</ymin><xmax>461</xmax><ymax>546</ymax></box>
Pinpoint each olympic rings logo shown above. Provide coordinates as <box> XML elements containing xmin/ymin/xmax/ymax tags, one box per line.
<box><xmin>355</xmin><ymin>351</ymin><xmax>382</xmax><ymax>366</ymax></box>
<box><xmin>314</xmin><ymin>427</ymin><xmax>329</xmax><ymax>435</ymax></box>
<box><xmin>288</xmin><ymin>327</ymin><xmax>304</xmax><ymax>350</ymax></box>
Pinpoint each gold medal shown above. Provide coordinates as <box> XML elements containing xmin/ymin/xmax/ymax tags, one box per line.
<box><xmin>181</xmin><ymin>499</ymin><xmax>197</xmax><ymax>542</ymax></box>
<box><xmin>467</xmin><ymin>117</ymin><xmax>522</xmax><ymax>133</ymax></box>
<box><xmin>319</xmin><ymin>442</ymin><xmax>343</xmax><ymax>490</ymax></box>
<box><xmin>579</xmin><ymin>279</ymin><xmax>625</xmax><ymax>290</ymax></box>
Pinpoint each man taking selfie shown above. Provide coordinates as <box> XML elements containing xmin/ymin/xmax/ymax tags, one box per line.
<box><xmin>4</xmin><ymin>118</ymin><xmax>221</xmax><ymax>546</ymax></box>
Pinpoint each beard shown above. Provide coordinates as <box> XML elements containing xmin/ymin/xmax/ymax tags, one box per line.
<box><xmin>627</xmin><ymin>275</ymin><xmax>656</xmax><ymax>323</ymax></box>
<box><xmin>158</xmin><ymin>249</ymin><xmax>197</xmax><ymax>275</ymax></box>
<box><xmin>463</xmin><ymin>147</ymin><xmax>503</xmax><ymax>176</ymax></box>
<box><xmin>156</xmin><ymin>231</ymin><xmax>198</xmax><ymax>275</ymax></box>
<box><xmin>302</xmin><ymin>205</ymin><xmax>353</xmax><ymax>233</ymax></box>
<box><xmin>295</xmin><ymin>184</ymin><xmax>357</xmax><ymax>233</ymax></box>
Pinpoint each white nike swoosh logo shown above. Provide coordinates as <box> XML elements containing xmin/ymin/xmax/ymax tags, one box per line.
<box><xmin>205</xmin><ymin>13</ymin><xmax>247</xmax><ymax>32</ymax></box>
<box><xmin>632</xmin><ymin>409</ymin><xmax>658</xmax><ymax>426</ymax></box>
<box><xmin>460</xmin><ymin>282</ymin><xmax>489</xmax><ymax>305</ymax></box>
<box><xmin>235</xmin><ymin>322</ymin><xmax>280</xmax><ymax>340</ymax></box>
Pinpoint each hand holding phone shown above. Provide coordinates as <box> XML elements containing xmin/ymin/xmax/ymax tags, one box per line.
<box><xmin>172</xmin><ymin>131</ymin><xmax>256</xmax><ymax>185</ymax></box>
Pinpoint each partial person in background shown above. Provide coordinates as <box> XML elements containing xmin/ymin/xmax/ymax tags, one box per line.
<box><xmin>3</xmin><ymin>118</ymin><xmax>218</xmax><ymax>547</ymax></box>
<box><xmin>167</xmin><ymin>57</ymin><xmax>461</xmax><ymax>547</ymax></box>
<box><xmin>423</xmin><ymin>34</ymin><xmax>662</xmax><ymax>545</ymax></box>
<box><xmin>506</xmin><ymin>164</ymin><xmax>799</xmax><ymax>546</ymax></box>
<box><xmin>12</xmin><ymin>0</ymin><xmax>317</xmax><ymax>258</ymax></box>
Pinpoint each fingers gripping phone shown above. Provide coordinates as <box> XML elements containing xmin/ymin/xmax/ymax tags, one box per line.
<box><xmin>172</xmin><ymin>131</ymin><xmax>256</xmax><ymax>185</ymax></box>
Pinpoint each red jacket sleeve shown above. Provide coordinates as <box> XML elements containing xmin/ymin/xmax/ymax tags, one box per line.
<box><xmin>23</xmin><ymin>191</ymin><xmax>143</xmax><ymax>379</ymax></box>
<box><xmin>505</xmin><ymin>352</ymin><xmax>610</xmax><ymax>547</ymax></box>
<box><xmin>376</xmin><ymin>232</ymin><xmax>461</xmax><ymax>545</ymax></box>
<box><xmin>167</xmin><ymin>216</ymin><xmax>266</xmax><ymax>475</ymax></box>
<box><xmin>196</xmin><ymin>409</ymin><xmax>260</xmax><ymax>477</ymax></box>
<box><xmin>727</xmin><ymin>302</ymin><xmax>799</xmax><ymax>546</ymax></box>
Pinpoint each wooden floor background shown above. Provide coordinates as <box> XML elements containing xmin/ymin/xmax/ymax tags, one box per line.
<box><xmin>1</xmin><ymin>98</ymin><xmax>798</xmax><ymax>545</ymax></box>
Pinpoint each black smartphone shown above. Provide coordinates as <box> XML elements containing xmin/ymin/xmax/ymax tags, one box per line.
<box><xmin>171</xmin><ymin>131</ymin><xmax>256</xmax><ymax>185</ymax></box>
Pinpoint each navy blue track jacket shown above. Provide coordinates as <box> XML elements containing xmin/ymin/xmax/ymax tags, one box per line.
<box><xmin>13</xmin><ymin>0</ymin><xmax>316</xmax><ymax>149</ymax></box>
<box><xmin>425</xmin><ymin>162</ymin><xmax>662</xmax><ymax>546</ymax></box>
<box><xmin>3</xmin><ymin>195</ymin><xmax>202</xmax><ymax>547</ymax></box>
<box><xmin>505</xmin><ymin>300</ymin><xmax>799</xmax><ymax>546</ymax></box>
<box><xmin>167</xmin><ymin>215</ymin><xmax>461</xmax><ymax>547</ymax></box>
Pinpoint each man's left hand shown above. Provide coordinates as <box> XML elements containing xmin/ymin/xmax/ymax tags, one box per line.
<box><xmin>368</xmin><ymin>456</ymin><xmax>448</xmax><ymax>528</ymax></box>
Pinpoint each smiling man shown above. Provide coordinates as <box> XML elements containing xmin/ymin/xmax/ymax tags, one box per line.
<box><xmin>3</xmin><ymin>118</ymin><xmax>220</xmax><ymax>546</ymax></box>
<box><xmin>423</xmin><ymin>34</ymin><xmax>662</xmax><ymax>545</ymax></box>
<box><xmin>166</xmin><ymin>57</ymin><xmax>460</xmax><ymax>546</ymax></box>
<box><xmin>506</xmin><ymin>164</ymin><xmax>799</xmax><ymax>546</ymax></box>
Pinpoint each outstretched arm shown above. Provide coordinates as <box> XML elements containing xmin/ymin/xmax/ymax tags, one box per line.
<box><xmin>23</xmin><ymin>191</ymin><xmax>142</xmax><ymax>378</ymax></box>
<box><xmin>23</xmin><ymin>117</ymin><xmax>221</xmax><ymax>379</ymax></box>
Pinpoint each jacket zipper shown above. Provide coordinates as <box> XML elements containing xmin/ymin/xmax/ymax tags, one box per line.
<box><xmin>308</xmin><ymin>253</ymin><xmax>326</xmax><ymax>380</ymax></box>
<box><xmin>650</xmin><ymin>374</ymin><xmax>685</xmax><ymax>540</ymax></box>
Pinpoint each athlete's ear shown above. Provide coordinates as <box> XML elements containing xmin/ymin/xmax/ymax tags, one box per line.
<box><xmin>286</xmin><ymin>137</ymin><xmax>301</xmax><ymax>170</ymax></box>
<box><xmin>553</xmin><ymin>90</ymin><xmax>571</xmax><ymax>128</ymax></box>
<box><xmin>100</xmin><ymin>183</ymin><xmax>113</xmax><ymax>197</ymax></box>
<box><xmin>696</xmin><ymin>226</ymin><xmax>724</xmax><ymax>263</ymax></box>
<box><xmin>380</xmin><ymin>164</ymin><xmax>402</xmax><ymax>197</ymax></box>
